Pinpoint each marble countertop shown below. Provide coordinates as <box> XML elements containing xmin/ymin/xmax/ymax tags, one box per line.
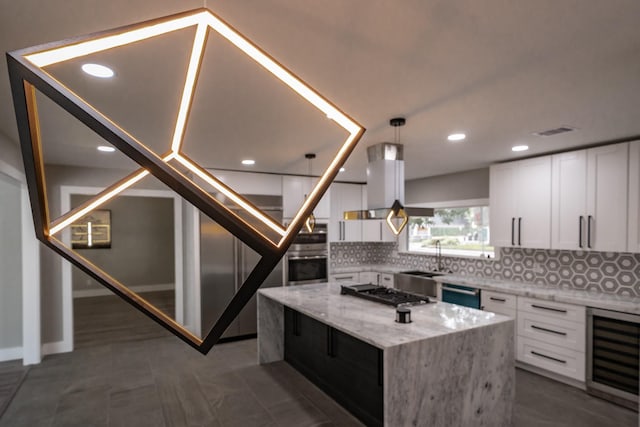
<box><xmin>258</xmin><ymin>282</ymin><xmax>512</xmax><ymax>349</ymax></box>
<box><xmin>433</xmin><ymin>274</ymin><xmax>640</xmax><ymax>314</ymax></box>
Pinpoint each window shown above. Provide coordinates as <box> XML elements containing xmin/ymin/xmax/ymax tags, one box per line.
<box><xmin>406</xmin><ymin>205</ymin><xmax>494</xmax><ymax>258</ymax></box>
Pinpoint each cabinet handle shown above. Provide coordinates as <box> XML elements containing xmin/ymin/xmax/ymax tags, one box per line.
<box><xmin>293</xmin><ymin>311</ymin><xmax>301</xmax><ymax>336</ymax></box>
<box><xmin>326</xmin><ymin>327</ymin><xmax>335</xmax><ymax>357</ymax></box>
<box><xmin>531</xmin><ymin>325</ymin><xmax>567</xmax><ymax>336</ymax></box>
<box><xmin>531</xmin><ymin>304</ymin><xmax>567</xmax><ymax>314</ymax></box>
<box><xmin>531</xmin><ymin>350</ymin><xmax>566</xmax><ymax>364</ymax></box>
<box><xmin>489</xmin><ymin>297</ymin><xmax>506</xmax><ymax>302</ymax></box>
<box><xmin>518</xmin><ymin>217</ymin><xmax>522</xmax><ymax>246</ymax></box>
<box><xmin>377</xmin><ymin>350</ymin><xmax>384</xmax><ymax>387</ymax></box>
<box><xmin>587</xmin><ymin>215</ymin><xmax>593</xmax><ymax>248</ymax></box>
<box><xmin>578</xmin><ymin>216</ymin><xmax>583</xmax><ymax>248</ymax></box>
<box><xmin>342</xmin><ymin>221</ymin><xmax>345</xmax><ymax>240</ymax></box>
<box><xmin>511</xmin><ymin>218</ymin><xmax>515</xmax><ymax>246</ymax></box>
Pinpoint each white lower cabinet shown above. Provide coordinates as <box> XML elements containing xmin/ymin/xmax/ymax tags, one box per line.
<box><xmin>517</xmin><ymin>337</ymin><xmax>586</xmax><ymax>381</ymax></box>
<box><xmin>516</xmin><ymin>297</ymin><xmax>586</xmax><ymax>381</ymax></box>
<box><xmin>379</xmin><ymin>273</ymin><xmax>394</xmax><ymax>287</ymax></box>
<box><xmin>481</xmin><ymin>290</ymin><xmax>517</xmax><ymax>317</ymax></box>
<box><xmin>482</xmin><ymin>293</ymin><xmax>586</xmax><ymax>382</ymax></box>
<box><xmin>359</xmin><ymin>271</ymin><xmax>379</xmax><ymax>285</ymax></box>
<box><xmin>329</xmin><ymin>271</ymin><xmax>394</xmax><ymax>286</ymax></box>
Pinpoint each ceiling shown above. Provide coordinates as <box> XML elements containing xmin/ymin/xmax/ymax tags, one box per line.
<box><xmin>1</xmin><ymin>0</ymin><xmax>640</xmax><ymax>182</ymax></box>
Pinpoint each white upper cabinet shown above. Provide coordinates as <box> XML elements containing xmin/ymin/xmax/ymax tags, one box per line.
<box><xmin>282</xmin><ymin>176</ymin><xmax>330</xmax><ymax>219</ymax></box>
<box><xmin>586</xmin><ymin>143</ymin><xmax>629</xmax><ymax>252</ymax></box>
<box><xmin>551</xmin><ymin>142</ymin><xmax>629</xmax><ymax>252</ymax></box>
<box><xmin>551</xmin><ymin>151</ymin><xmax>588</xmax><ymax>250</ymax></box>
<box><xmin>362</xmin><ymin>220</ymin><xmax>397</xmax><ymax>242</ymax></box>
<box><xmin>629</xmin><ymin>141</ymin><xmax>640</xmax><ymax>253</ymax></box>
<box><xmin>329</xmin><ymin>183</ymin><xmax>363</xmax><ymax>242</ymax></box>
<box><xmin>490</xmin><ymin>157</ymin><xmax>551</xmax><ymax>249</ymax></box>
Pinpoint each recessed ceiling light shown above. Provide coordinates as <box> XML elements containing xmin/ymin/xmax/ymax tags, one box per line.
<box><xmin>512</xmin><ymin>145</ymin><xmax>529</xmax><ymax>152</ymax></box>
<box><xmin>81</xmin><ymin>63</ymin><xmax>114</xmax><ymax>78</ymax></box>
<box><xmin>447</xmin><ymin>133</ymin><xmax>466</xmax><ymax>141</ymax></box>
<box><xmin>339</xmin><ymin>167</ymin><xmax>345</xmax><ymax>172</ymax></box>
<box><xmin>97</xmin><ymin>145</ymin><xmax>115</xmax><ymax>152</ymax></box>
<box><xmin>241</xmin><ymin>159</ymin><xmax>255</xmax><ymax>166</ymax></box>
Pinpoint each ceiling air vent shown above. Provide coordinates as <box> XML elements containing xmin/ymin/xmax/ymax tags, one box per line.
<box><xmin>534</xmin><ymin>126</ymin><xmax>576</xmax><ymax>137</ymax></box>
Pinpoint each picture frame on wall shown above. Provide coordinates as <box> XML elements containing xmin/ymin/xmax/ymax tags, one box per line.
<box><xmin>71</xmin><ymin>209</ymin><xmax>111</xmax><ymax>249</ymax></box>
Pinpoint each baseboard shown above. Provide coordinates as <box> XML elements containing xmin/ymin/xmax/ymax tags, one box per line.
<box><xmin>516</xmin><ymin>361</ymin><xmax>586</xmax><ymax>390</ymax></box>
<box><xmin>42</xmin><ymin>340</ymin><xmax>71</xmax><ymax>356</ymax></box>
<box><xmin>0</xmin><ymin>346</ymin><xmax>23</xmax><ymax>362</ymax></box>
<box><xmin>73</xmin><ymin>283</ymin><xmax>174</xmax><ymax>298</ymax></box>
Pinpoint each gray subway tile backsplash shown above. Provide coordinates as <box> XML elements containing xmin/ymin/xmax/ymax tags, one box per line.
<box><xmin>330</xmin><ymin>243</ymin><xmax>640</xmax><ymax>297</ymax></box>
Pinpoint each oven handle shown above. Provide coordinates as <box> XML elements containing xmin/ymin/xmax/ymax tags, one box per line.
<box><xmin>287</xmin><ymin>255</ymin><xmax>328</xmax><ymax>260</ymax></box>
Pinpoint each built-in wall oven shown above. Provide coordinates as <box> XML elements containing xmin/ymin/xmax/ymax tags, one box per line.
<box><xmin>285</xmin><ymin>223</ymin><xmax>328</xmax><ymax>285</ymax></box>
<box><xmin>587</xmin><ymin>307</ymin><xmax>639</xmax><ymax>411</ymax></box>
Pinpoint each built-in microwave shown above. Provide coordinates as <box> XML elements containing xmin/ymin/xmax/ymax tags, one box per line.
<box><xmin>285</xmin><ymin>223</ymin><xmax>328</xmax><ymax>285</ymax></box>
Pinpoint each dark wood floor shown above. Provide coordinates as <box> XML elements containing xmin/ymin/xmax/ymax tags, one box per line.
<box><xmin>0</xmin><ymin>293</ymin><xmax>637</xmax><ymax>426</ymax></box>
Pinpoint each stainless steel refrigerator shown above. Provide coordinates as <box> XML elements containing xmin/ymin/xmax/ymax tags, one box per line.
<box><xmin>200</xmin><ymin>195</ymin><xmax>283</xmax><ymax>339</ymax></box>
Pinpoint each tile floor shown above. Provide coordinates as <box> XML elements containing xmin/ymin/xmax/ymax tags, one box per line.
<box><xmin>0</xmin><ymin>293</ymin><xmax>637</xmax><ymax>426</ymax></box>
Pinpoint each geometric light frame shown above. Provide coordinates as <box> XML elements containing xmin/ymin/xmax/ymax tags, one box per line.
<box><xmin>6</xmin><ymin>8</ymin><xmax>364</xmax><ymax>354</ymax></box>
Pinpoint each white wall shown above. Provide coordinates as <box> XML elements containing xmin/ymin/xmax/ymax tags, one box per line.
<box><xmin>0</xmin><ymin>134</ymin><xmax>24</xmax><ymax>360</ymax></box>
<box><xmin>40</xmin><ymin>164</ymin><xmax>171</xmax><ymax>344</ymax></box>
<box><xmin>0</xmin><ymin>173</ymin><xmax>22</xmax><ymax>357</ymax></box>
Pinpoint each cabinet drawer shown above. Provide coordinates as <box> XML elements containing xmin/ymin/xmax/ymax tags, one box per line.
<box><xmin>379</xmin><ymin>273</ymin><xmax>394</xmax><ymax>287</ymax></box>
<box><xmin>517</xmin><ymin>337</ymin><xmax>585</xmax><ymax>381</ymax></box>
<box><xmin>482</xmin><ymin>291</ymin><xmax>516</xmax><ymax>311</ymax></box>
<box><xmin>518</xmin><ymin>297</ymin><xmax>585</xmax><ymax>324</ymax></box>
<box><xmin>330</xmin><ymin>273</ymin><xmax>359</xmax><ymax>282</ymax></box>
<box><xmin>518</xmin><ymin>311</ymin><xmax>585</xmax><ymax>352</ymax></box>
<box><xmin>484</xmin><ymin>306</ymin><xmax>516</xmax><ymax>319</ymax></box>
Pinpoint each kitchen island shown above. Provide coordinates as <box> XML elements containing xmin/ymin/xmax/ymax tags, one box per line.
<box><xmin>257</xmin><ymin>282</ymin><xmax>514</xmax><ymax>427</ymax></box>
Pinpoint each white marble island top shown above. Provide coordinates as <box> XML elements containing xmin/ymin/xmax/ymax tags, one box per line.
<box><xmin>258</xmin><ymin>281</ymin><xmax>512</xmax><ymax>349</ymax></box>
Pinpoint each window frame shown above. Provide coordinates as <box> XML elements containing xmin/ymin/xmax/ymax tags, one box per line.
<box><xmin>399</xmin><ymin>198</ymin><xmax>497</xmax><ymax>259</ymax></box>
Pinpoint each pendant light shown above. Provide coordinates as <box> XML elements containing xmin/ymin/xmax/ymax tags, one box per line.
<box><xmin>386</xmin><ymin>118</ymin><xmax>409</xmax><ymax>235</ymax></box>
<box><xmin>304</xmin><ymin>153</ymin><xmax>316</xmax><ymax>232</ymax></box>
<box><xmin>8</xmin><ymin>7</ymin><xmax>365</xmax><ymax>354</ymax></box>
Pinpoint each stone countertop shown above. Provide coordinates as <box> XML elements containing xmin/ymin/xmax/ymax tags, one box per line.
<box><xmin>258</xmin><ymin>282</ymin><xmax>512</xmax><ymax>350</ymax></box>
<box><xmin>433</xmin><ymin>274</ymin><xmax>640</xmax><ymax>314</ymax></box>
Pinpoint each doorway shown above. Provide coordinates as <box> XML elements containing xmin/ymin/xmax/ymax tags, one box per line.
<box><xmin>60</xmin><ymin>186</ymin><xmax>185</xmax><ymax>350</ymax></box>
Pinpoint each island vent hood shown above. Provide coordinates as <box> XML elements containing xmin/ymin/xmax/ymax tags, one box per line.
<box><xmin>344</xmin><ymin>134</ymin><xmax>433</xmax><ymax>234</ymax></box>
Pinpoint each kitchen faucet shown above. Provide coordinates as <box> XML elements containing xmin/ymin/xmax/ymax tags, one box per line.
<box><xmin>434</xmin><ymin>240</ymin><xmax>443</xmax><ymax>272</ymax></box>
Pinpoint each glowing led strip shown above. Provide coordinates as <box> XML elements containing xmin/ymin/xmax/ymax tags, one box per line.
<box><xmin>203</xmin><ymin>14</ymin><xmax>360</xmax><ymax>135</ymax></box>
<box><xmin>171</xmin><ymin>22</ymin><xmax>208</xmax><ymax>152</ymax></box>
<box><xmin>25</xmin><ymin>13</ymin><xmax>206</xmax><ymax>67</ymax></box>
<box><xmin>27</xmin><ymin>9</ymin><xmax>362</xmax><ymax>245</ymax></box>
<box><xmin>50</xmin><ymin>168</ymin><xmax>148</xmax><ymax>236</ymax></box>
<box><xmin>174</xmin><ymin>154</ymin><xmax>286</xmax><ymax>236</ymax></box>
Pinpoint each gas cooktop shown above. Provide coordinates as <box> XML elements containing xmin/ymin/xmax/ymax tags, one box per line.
<box><xmin>340</xmin><ymin>284</ymin><xmax>432</xmax><ymax>307</ymax></box>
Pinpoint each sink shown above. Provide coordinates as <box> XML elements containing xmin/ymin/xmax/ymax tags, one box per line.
<box><xmin>399</xmin><ymin>270</ymin><xmax>445</xmax><ymax>278</ymax></box>
<box><xmin>394</xmin><ymin>271</ymin><xmax>444</xmax><ymax>298</ymax></box>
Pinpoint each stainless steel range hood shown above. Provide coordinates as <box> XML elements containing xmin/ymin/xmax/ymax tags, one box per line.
<box><xmin>344</xmin><ymin>142</ymin><xmax>434</xmax><ymax>222</ymax></box>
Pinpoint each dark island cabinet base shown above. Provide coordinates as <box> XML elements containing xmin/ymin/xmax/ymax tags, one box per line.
<box><xmin>284</xmin><ymin>307</ymin><xmax>383</xmax><ymax>427</ymax></box>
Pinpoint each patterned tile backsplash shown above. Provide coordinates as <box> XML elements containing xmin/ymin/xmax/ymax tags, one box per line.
<box><xmin>330</xmin><ymin>242</ymin><xmax>640</xmax><ymax>297</ymax></box>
